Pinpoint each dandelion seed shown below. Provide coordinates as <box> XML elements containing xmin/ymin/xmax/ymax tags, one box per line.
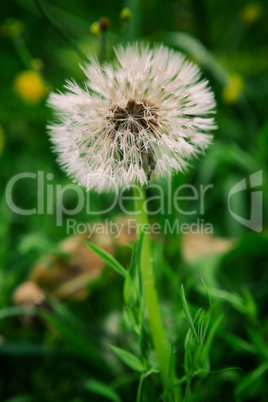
<box><xmin>48</xmin><ymin>43</ymin><xmax>217</xmax><ymax>191</ymax></box>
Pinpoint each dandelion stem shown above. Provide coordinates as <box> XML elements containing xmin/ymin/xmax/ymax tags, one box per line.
<box><xmin>134</xmin><ymin>183</ymin><xmax>171</xmax><ymax>391</ymax></box>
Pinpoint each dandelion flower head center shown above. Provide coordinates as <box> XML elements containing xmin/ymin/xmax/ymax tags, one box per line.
<box><xmin>107</xmin><ymin>99</ymin><xmax>158</xmax><ymax>136</ymax></box>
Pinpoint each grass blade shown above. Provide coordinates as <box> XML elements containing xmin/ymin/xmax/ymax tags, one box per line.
<box><xmin>85</xmin><ymin>379</ymin><xmax>121</xmax><ymax>402</ymax></box>
<box><xmin>181</xmin><ymin>285</ymin><xmax>200</xmax><ymax>344</ymax></box>
<box><xmin>109</xmin><ymin>345</ymin><xmax>146</xmax><ymax>373</ymax></box>
<box><xmin>86</xmin><ymin>242</ymin><xmax>127</xmax><ymax>278</ymax></box>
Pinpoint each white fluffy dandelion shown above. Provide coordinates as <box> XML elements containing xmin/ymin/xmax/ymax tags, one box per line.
<box><xmin>48</xmin><ymin>43</ymin><xmax>217</xmax><ymax>192</ymax></box>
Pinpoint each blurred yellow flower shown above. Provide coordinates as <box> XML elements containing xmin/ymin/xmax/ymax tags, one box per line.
<box><xmin>13</xmin><ymin>70</ymin><xmax>47</xmax><ymax>104</ymax></box>
<box><xmin>222</xmin><ymin>74</ymin><xmax>244</xmax><ymax>104</ymax></box>
<box><xmin>0</xmin><ymin>125</ymin><xmax>5</xmax><ymax>155</ymax></box>
<box><xmin>240</xmin><ymin>3</ymin><xmax>262</xmax><ymax>25</ymax></box>
<box><xmin>90</xmin><ymin>21</ymin><xmax>100</xmax><ymax>36</ymax></box>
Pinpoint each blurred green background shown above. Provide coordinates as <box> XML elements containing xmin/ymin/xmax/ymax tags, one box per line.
<box><xmin>0</xmin><ymin>0</ymin><xmax>268</xmax><ymax>401</ymax></box>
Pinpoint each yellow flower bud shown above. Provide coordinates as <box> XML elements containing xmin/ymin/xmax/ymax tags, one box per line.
<box><xmin>120</xmin><ymin>8</ymin><xmax>132</xmax><ymax>22</ymax></box>
<box><xmin>90</xmin><ymin>21</ymin><xmax>101</xmax><ymax>36</ymax></box>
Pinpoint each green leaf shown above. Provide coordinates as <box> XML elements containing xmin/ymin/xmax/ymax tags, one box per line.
<box><xmin>201</xmin><ymin>315</ymin><xmax>223</xmax><ymax>364</ymax></box>
<box><xmin>109</xmin><ymin>345</ymin><xmax>146</xmax><ymax>373</ymax></box>
<box><xmin>226</xmin><ymin>334</ymin><xmax>256</xmax><ymax>354</ymax></box>
<box><xmin>181</xmin><ymin>285</ymin><xmax>200</xmax><ymax>344</ymax></box>
<box><xmin>123</xmin><ymin>271</ymin><xmax>137</xmax><ymax>307</ymax></box>
<box><xmin>197</xmin><ymin>285</ymin><xmax>249</xmax><ymax>315</ymax></box>
<box><xmin>236</xmin><ymin>362</ymin><xmax>268</xmax><ymax>395</ymax></box>
<box><xmin>200</xmin><ymin>278</ymin><xmax>212</xmax><ymax>309</ymax></box>
<box><xmin>184</xmin><ymin>331</ymin><xmax>194</xmax><ymax>373</ymax></box>
<box><xmin>248</xmin><ymin>328</ymin><xmax>268</xmax><ymax>358</ymax></box>
<box><xmin>86</xmin><ymin>242</ymin><xmax>126</xmax><ymax>277</ymax></box>
<box><xmin>130</xmin><ymin>231</ymin><xmax>144</xmax><ymax>272</ymax></box>
<box><xmin>0</xmin><ymin>306</ymin><xmax>35</xmax><ymax>320</ymax></box>
<box><xmin>85</xmin><ymin>379</ymin><xmax>121</xmax><ymax>402</ymax></box>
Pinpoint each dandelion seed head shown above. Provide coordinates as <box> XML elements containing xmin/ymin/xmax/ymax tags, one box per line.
<box><xmin>47</xmin><ymin>43</ymin><xmax>217</xmax><ymax>191</ymax></box>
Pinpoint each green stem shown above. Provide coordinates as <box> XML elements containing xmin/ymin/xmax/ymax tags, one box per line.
<box><xmin>184</xmin><ymin>376</ymin><xmax>192</xmax><ymax>402</ymax></box>
<box><xmin>33</xmin><ymin>0</ymin><xmax>87</xmax><ymax>62</ymax></box>
<box><xmin>13</xmin><ymin>36</ymin><xmax>33</xmax><ymax>69</ymax></box>
<box><xmin>133</xmin><ymin>183</ymin><xmax>171</xmax><ymax>390</ymax></box>
<box><xmin>99</xmin><ymin>32</ymin><xmax>106</xmax><ymax>63</ymax></box>
<box><xmin>124</xmin><ymin>0</ymin><xmax>140</xmax><ymax>41</ymax></box>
